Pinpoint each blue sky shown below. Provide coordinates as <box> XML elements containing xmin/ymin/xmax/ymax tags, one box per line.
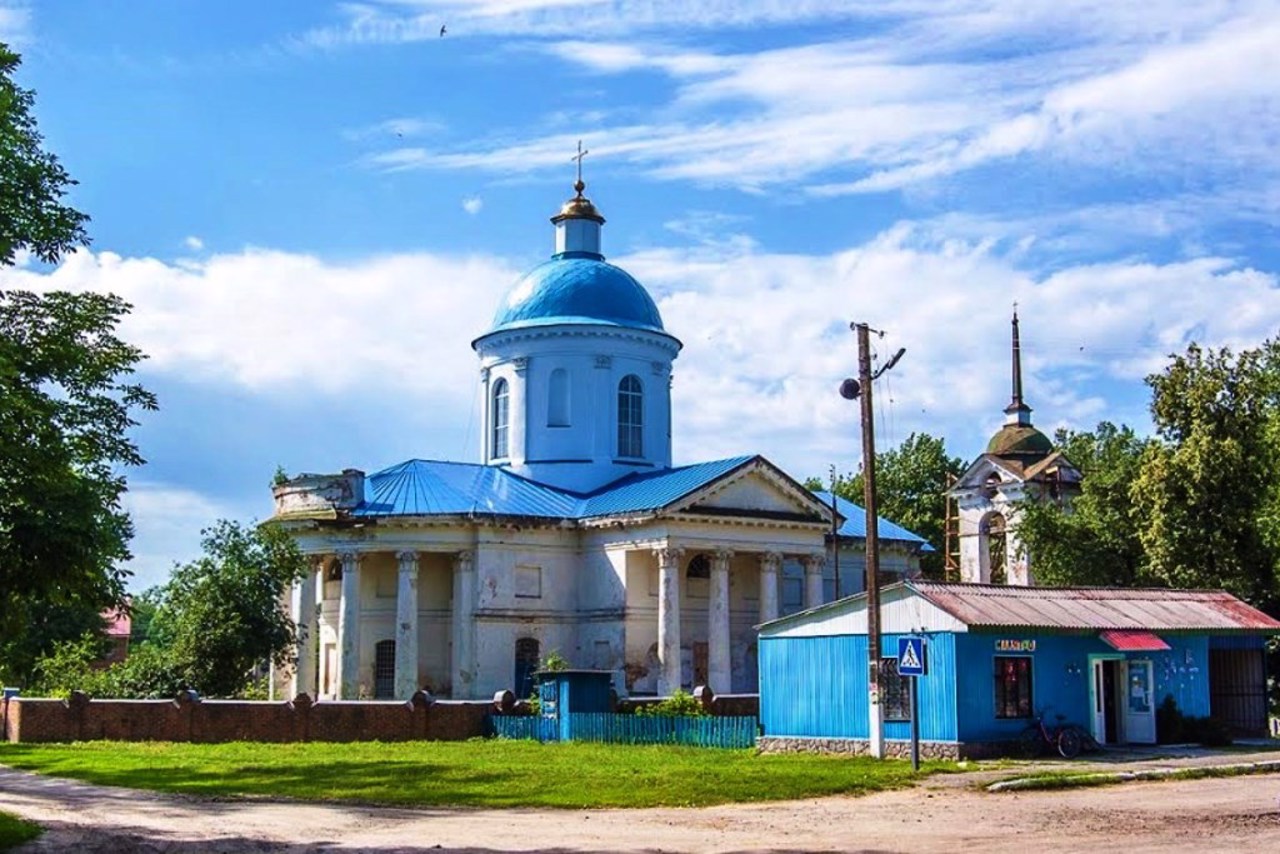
<box><xmin>3</xmin><ymin>1</ymin><xmax>1279</xmax><ymax>589</ymax></box>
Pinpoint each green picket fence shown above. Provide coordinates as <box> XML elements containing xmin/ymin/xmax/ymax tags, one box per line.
<box><xmin>491</xmin><ymin>713</ymin><xmax>758</xmax><ymax>748</ymax></box>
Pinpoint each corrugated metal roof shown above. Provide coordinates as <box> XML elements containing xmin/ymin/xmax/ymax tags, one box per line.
<box><xmin>348</xmin><ymin>458</ymin><xmax>931</xmax><ymax>547</ymax></box>
<box><xmin>913</xmin><ymin>582</ymin><xmax>1280</xmax><ymax>632</ymax></box>
<box><xmin>353</xmin><ymin>460</ymin><xmax>579</xmax><ymax>519</ymax></box>
<box><xmin>1100</xmin><ymin>630</ymin><xmax>1170</xmax><ymax>651</ymax></box>
<box><xmin>575</xmin><ymin>456</ymin><xmax>755</xmax><ymax>517</ymax></box>
<box><xmin>810</xmin><ymin>491</ymin><xmax>933</xmax><ymax>549</ymax></box>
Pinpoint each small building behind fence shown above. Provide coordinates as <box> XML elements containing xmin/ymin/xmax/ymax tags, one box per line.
<box><xmin>757</xmin><ymin>581</ymin><xmax>1280</xmax><ymax>759</ymax></box>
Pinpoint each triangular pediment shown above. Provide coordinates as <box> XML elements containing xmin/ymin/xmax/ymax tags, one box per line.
<box><xmin>950</xmin><ymin>454</ymin><xmax>1026</xmax><ymax>494</ymax></box>
<box><xmin>670</xmin><ymin>458</ymin><xmax>833</xmax><ymax>522</ymax></box>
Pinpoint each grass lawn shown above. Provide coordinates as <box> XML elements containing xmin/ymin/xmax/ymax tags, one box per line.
<box><xmin>0</xmin><ymin>811</ymin><xmax>41</xmax><ymax>852</ymax></box>
<box><xmin>0</xmin><ymin>740</ymin><xmax>958</xmax><ymax>809</ymax></box>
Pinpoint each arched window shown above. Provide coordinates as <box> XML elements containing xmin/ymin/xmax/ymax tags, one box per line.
<box><xmin>374</xmin><ymin>640</ymin><xmax>396</xmax><ymax>699</ymax></box>
<box><xmin>514</xmin><ymin>637</ymin><xmax>540</xmax><ymax>698</ymax></box>
<box><xmin>981</xmin><ymin>512</ymin><xmax>1008</xmax><ymax>585</ymax></box>
<box><xmin>491</xmin><ymin>378</ymin><xmax>509</xmax><ymax>459</ymax></box>
<box><xmin>617</xmin><ymin>374</ymin><xmax>643</xmax><ymax>458</ymax></box>
<box><xmin>686</xmin><ymin>553</ymin><xmax>711</xmax><ymax>579</ymax></box>
<box><xmin>547</xmin><ymin>368</ymin><xmax>570</xmax><ymax>427</ymax></box>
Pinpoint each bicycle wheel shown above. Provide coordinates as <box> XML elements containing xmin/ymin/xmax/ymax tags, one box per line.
<box><xmin>1017</xmin><ymin>725</ymin><xmax>1044</xmax><ymax>758</ymax></box>
<box><xmin>1056</xmin><ymin>727</ymin><xmax>1082</xmax><ymax>759</ymax></box>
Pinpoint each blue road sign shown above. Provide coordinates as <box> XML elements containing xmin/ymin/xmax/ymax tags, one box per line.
<box><xmin>898</xmin><ymin>636</ymin><xmax>926</xmax><ymax>677</ymax></box>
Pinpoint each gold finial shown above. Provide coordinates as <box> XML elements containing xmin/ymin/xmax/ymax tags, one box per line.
<box><xmin>572</xmin><ymin>140</ymin><xmax>589</xmax><ymax>196</ymax></box>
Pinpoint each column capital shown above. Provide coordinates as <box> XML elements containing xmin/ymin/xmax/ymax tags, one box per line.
<box><xmin>759</xmin><ymin>551</ymin><xmax>783</xmax><ymax>572</ymax></box>
<box><xmin>711</xmin><ymin>548</ymin><xmax>733</xmax><ymax>571</ymax></box>
<box><xmin>801</xmin><ymin>553</ymin><xmax>826</xmax><ymax>575</ymax></box>
<box><xmin>338</xmin><ymin>550</ymin><xmax>362</xmax><ymax>572</ymax></box>
<box><xmin>396</xmin><ymin>550</ymin><xmax>419</xmax><ymax>570</ymax></box>
<box><xmin>594</xmin><ymin>354</ymin><xmax>612</xmax><ymax>369</ymax></box>
<box><xmin>512</xmin><ymin>356</ymin><xmax>530</xmax><ymax>374</ymax></box>
<box><xmin>655</xmin><ymin>546</ymin><xmax>685</xmax><ymax>569</ymax></box>
<box><xmin>454</xmin><ymin>550</ymin><xmax>475</xmax><ymax>572</ymax></box>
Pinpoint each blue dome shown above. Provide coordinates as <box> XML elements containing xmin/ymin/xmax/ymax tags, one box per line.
<box><xmin>484</xmin><ymin>254</ymin><xmax>666</xmax><ymax>336</ymax></box>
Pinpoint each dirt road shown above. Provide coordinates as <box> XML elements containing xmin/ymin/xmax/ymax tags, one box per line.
<box><xmin>2</xmin><ymin>764</ymin><xmax>1278</xmax><ymax>852</ymax></box>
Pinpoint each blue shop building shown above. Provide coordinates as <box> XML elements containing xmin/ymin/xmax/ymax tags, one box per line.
<box><xmin>758</xmin><ymin>581</ymin><xmax>1280</xmax><ymax>757</ymax></box>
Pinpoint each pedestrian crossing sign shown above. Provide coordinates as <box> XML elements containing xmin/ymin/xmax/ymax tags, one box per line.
<box><xmin>897</xmin><ymin>636</ymin><xmax>926</xmax><ymax>677</ymax></box>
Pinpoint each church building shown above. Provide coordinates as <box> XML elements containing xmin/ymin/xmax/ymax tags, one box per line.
<box><xmin>271</xmin><ymin>176</ymin><xmax>929</xmax><ymax>701</ymax></box>
<box><xmin>949</xmin><ymin>312</ymin><xmax>1082</xmax><ymax>585</ymax></box>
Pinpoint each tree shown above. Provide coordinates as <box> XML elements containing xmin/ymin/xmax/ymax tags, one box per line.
<box><xmin>819</xmin><ymin>433</ymin><xmax>966</xmax><ymax>578</ymax></box>
<box><xmin>1131</xmin><ymin>341</ymin><xmax>1280</xmax><ymax>608</ymax></box>
<box><xmin>1016</xmin><ymin>422</ymin><xmax>1152</xmax><ymax>587</ymax></box>
<box><xmin>0</xmin><ymin>44</ymin><xmax>156</xmax><ymax>651</ymax></box>
<box><xmin>1</xmin><ymin>44</ymin><xmax>89</xmax><ymax>264</ymax></box>
<box><xmin>146</xmin><ymin>520</ymin><xmax>308</xmax><ymax>697</ymax></box>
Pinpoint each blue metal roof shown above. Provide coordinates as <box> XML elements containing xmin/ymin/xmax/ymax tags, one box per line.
<box><xmin>575</xmin><ymin>456</ymin><xmax>755</xmax><ymax>517</ymax></box>
<box><xmin>480</xmin><ymin>255</ymin><xmax>669</xmax><ymax>339</ymax></box>
<box><xmin>810</xmin><ymin>490</ymin><xmax>934</xmax><ymax>550</ymax></box>
<box><xmin>353</xmin><ymin>460</ymin><xmax>578</xmax><ymax>519</ymax></box>
<box><xmin>350</xmin><ymin>458</ymin><xmax>930</xmax><ymax>549</ymax></box>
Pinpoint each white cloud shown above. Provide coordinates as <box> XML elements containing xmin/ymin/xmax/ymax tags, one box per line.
<box><xmin>462</xmin><ymin>195</ymin><xmax>483</xmax><ymax>215</ymax></box>
<box><xmin>0</xmin><ymin>247</ymin><xmax>518</xmax><ymax>398</ymax></box>
<box><xmin>9</xmin><ymin>224</ymin><xmax>1280</xmax><ymax>570</ymax></box>
<box><xmin>121</xmin><ymin>482</ymin><xmax>239</xmax><ymax>591</ymax></box>
<box><xmin>183</xmin><ymin>235</ymin><xmax>204</xmax><ymax>251</ymax></box>
<box><xmin>351</xmin><ymin>4</ymin><xmax>1280</xmax><ymax>212</ymax></box>
<box><xmin>0</xmin><ymin>2</ymin><xmax>31</xmax><ymax>44</ymax></box>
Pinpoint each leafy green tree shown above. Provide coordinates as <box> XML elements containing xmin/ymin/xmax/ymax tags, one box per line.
<box><xmin>146</xmin><ymin>521</ymin><xmax>308</xmax><ymax>697</ymax></box>
<box><xmin>1016</xmin><ymin>422</ymin><xmax>1152</xmax><ymax>587</ymax></box>
<box><xmin>0</xmin><ymin>596</ymin><xmax>105</xmax><ymax>687</ymax></box>
<box><xmin>0</xmin><ymin>44</ymin><xmax>89</xmax><ymax>264</ymax></box>
<box><xmin>819</xmin><ymin>433</ymin><xmax>966</xmax><ymax>578</ymax></box>
<box><xmin>0</xmin><ymin>44</ymin><xmax>156</xmax><ymax>652</ymax></box>
<box><xmin>1131</xmin><ymin>341</ymin><xmax>1280</xmax><ymax>608</ymax></box>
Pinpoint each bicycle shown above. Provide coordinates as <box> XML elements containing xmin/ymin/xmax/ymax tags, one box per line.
<box><xmin>1018</xmin><ymin>710</ymin><xmax>1084</xmax><ymax>758</ymax></box>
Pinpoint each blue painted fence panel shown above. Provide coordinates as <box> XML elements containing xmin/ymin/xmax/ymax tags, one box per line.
<box><xmin>490</xmin><ymin>714</ymin><xmax>757</xmax><ymax>748</ymax></box>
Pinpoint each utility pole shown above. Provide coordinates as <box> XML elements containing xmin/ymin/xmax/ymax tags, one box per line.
<box><xmin>857</xmin><ymin>322</ymin><xmax>885</xmax><ymax>759</ymax></box>
<box><xmin>841</xmin><ymin>323</ymin><xmax>904</xmax><ymax>761</ymax></box>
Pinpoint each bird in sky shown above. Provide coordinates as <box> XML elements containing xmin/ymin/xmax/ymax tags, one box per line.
<box><xmin>440</xmin><ymin>24</ymin><xmax>447</xmax><ymax>37</ymax></box>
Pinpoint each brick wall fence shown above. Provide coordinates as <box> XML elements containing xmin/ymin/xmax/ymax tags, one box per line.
<box><xmin>2</xmin><ymin>686</ymin><xmax>759</xmax><ymax>744</ymax></box>
<box><xmin>2</xmin><ymin>691</ymin><xmax>491</xmax><ymax>744</ymax></box>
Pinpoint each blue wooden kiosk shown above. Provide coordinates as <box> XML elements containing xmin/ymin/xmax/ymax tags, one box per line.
<box><xmin>536</xmin><ymin>669</ymin><xmax>614</xmax><ymax>741</ymax></box>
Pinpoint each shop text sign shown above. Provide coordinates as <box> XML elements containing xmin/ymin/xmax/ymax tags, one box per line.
<box><xmin>995</xmin><ymin>639</ymin><xmax>1036</xmax><ymax>652</ymax></box>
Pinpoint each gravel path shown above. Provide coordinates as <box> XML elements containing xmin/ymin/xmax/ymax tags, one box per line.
<box><xmin>2</xmin><ymin>758</ymin><xmax>1279</xmax><ymax>852</ymax></box>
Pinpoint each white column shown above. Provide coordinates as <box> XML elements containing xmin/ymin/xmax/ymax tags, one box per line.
<box><xmin>758</xmin><ymin>552</ymin><xmax>781</xmax><ymax>624</ymax></box>
<box><xmin>511</xmin><ymin>357</ymin><xmax>529</xmax><ymax>466</ymax></box>
<box><xmin>802</xmin><ymin>553</ymin><xmax>825</xmax><ymax>610</ymax></box>
<box><xmin>451</xmin><ymin>550</ymin><xmax>476</xmax><ymax>699</ymax></box>
<box><xmin>337</xmin><ymin>550</ymin><xmax>362</xmax><ymax>699</ymax></box>
<box><xmin>289</xmin><ymin>557</ymin><xmax>320</xmax><ymax>698</ymax></box>
<box><xmin>395</xmin><ymin>550</ymin><xmax>420</xmax><ymax>700</ymax></box>
<box><xmin>656</xmin><ymin>546</ymin><xmax>683</xmax><ymax>696</ymax></box>
<box><xmin>708</xmin><ymin>548</ymin><xmax>733</xmax><ymax>694</ymax></box>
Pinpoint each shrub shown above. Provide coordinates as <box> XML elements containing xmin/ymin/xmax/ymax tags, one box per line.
<box><xmin>1155</xmin><ymin>695</ymin><xmax>1233</xmax><ymax>746</ymax></box>
<box><xmin>1156</xmin><ymin>694</ymin><xmax>1185</xmax><ymax>743</ymax></box>
<box><xmin>635</xmin><ymin>689</ymin><xmax>707</xmax><ymax>717</ymax></box>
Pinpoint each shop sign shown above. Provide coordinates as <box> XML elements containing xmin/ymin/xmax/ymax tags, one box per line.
<box><xmin>996</xmin><ymin>639</ymin><xmax>1036</xmax><ymax>652</ymax></box>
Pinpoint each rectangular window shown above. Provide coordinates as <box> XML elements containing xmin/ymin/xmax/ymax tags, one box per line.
<box><xmin>881</xmin><ymin>657</ymin><xmax>912</xmax><ymax>722</ymax></box>
<box><xmin>781</xmin><ymin>575</ymin><xmax>803</xmax><ymax>614</ymax></box>
<box><xmin>994</xmin><ymin>655</ymin><xmax>1033</xmax><ymax>718</ymax></box>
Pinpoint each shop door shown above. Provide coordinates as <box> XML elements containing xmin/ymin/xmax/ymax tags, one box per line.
<box><xmin>1123</xmin><ymin>660</ymin><xmax>1156</xmax><ymax>744</ymax></box>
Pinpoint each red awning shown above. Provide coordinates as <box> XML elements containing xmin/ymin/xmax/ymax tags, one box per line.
<box><xmin>1099</xmin><ymin>630</ymin><xmax>1170</xmax><ymax>651</ymax></box>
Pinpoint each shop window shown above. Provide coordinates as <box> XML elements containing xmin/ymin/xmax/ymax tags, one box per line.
<box><xmin>994</xmin><ymin>655</ymin><xmax>1033</xmax><ymax>718</ymax></box>
<box><xmin>881</xmin><ymin>657</ymin><xmax>912</xmax><ymax>722</ymax></box>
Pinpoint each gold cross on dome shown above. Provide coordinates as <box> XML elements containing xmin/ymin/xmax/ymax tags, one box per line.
<box><xmin>572</xmin><ymin>140</ymin><xmax>589</xmax><ymax>185</ymax></box>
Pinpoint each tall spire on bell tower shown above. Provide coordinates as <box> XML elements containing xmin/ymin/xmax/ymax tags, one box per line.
<box><xmin>1004</xmin><ymin>305</ymin><xmax>1033</xmax><ymax>427</ymax></box>
<box><xmin>551</xmin><ymin>140</ymin><xmax>605</xmax><ymax>259</ymax></box>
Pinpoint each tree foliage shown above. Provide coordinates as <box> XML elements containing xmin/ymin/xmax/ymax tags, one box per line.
<box><xmin>821</xmin><ymin>433</ymin><xmax>966</xmax><ymax>578</ymax></box>
<box><xmin>0</xmin><ymin>44</ymin><xmax>89</xmax><ymax>265</ymax></box>
<box><xmin>0</xmin><ymin>43</ymin><xmax>156</xmax><ymax>656</ymax></box>
<box><xmin>1131</xmin><ymin>341</ymin><xmax>1280</xmax><ymax>608</ymax></box>
<box><xmin>144</xmin><ymin>520</ymin><xmax>308</xmax><ymax>697</ymax></box>
<box><xmin>1017</xmin><ymin>422</ymin><xmax>1151</xmax><ymax>587</ymax></box>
